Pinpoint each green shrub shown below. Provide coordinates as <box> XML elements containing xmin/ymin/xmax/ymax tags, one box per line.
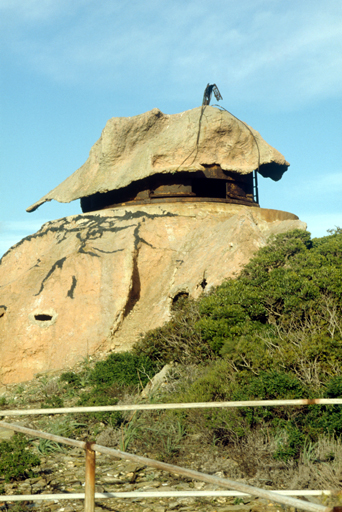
<box><xmin>233</xmin><ymin>371</ymin><xmax>306</xmax><ymax>400</ymax></box>
<box><xmin>197</xmin><ymin>230</ymin><xmax>342</xmax><ymax>350</ymax></box>
<box><xmin>0</xmin><ymin>434</ymin><xmax>40</xmax><ymax>482</ymax></box>
<box><xmin>57</xmin><ymin>353</ymin><xmax>159</xmax><ymax>430</ymax></box>
<box><xmin>60</xmin><ymin>371</ymin><xmax>82</xmax><ymax>388</ymax></box>
<box><xmin>132</xmin><ymin>229</ymin><xmax>342</xmax><ymax>464</ymax></box>
<box><xmin>134</xmin><ymin>297</ymin><xmax>213</xmax><ymax>364</ymax></box>
<box><xmin>76</xmin><ymin>385</ymin><xmax>124</xmax><ymax>427</ymax></box>
<box><xmin>325</xmin><ymin>376</ymin><xmax>342</xmax><ymax>398</ymax></box>
<box><xmin>41</xmin><ymin>394</ymin><xmax>64</xmax><ymax>408</ymax></box>
<box><xmin>90</xmin><ymin>352</ymin><xmax>159</xmax><ymax>388</ymax></box>
<box><xmin>273</xmin><ymin>425</ymin><xmax>305</xmax><ymax>461</ymax></box>
<box><xmin>136</xmin><ymin>230</ymin><xmax>342</xmax><ymax>374</ymax></box>
<box><xmin>59</xmin><ymin>369</ymin><xmax>91</xmax><ymax>397</ymax></box>
<box><xmin>165</xmin><ymin>358</ymin><xmax>342</xmax><ymax>460</ymax></box>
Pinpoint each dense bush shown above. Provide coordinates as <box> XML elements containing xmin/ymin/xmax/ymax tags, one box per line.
<box><xmin>0</xmin><ymin>434</ymin><xmax>40</xmax><ymax>482</ymax></box>
<box><xmin>136</xmin><ymin>230</ymin><xmax>342</xmax><ymax>376</ymax></box>
<box><xmin>76</xmin><ymin>385</ymin><xmax>123</xmax><ymax>426</ymax></box>
<box><xmin>41</xmin><ymin>394</ymin><xmax>64</xmax><ymax>408</ymax></box>
<box><xmin>136</xmin><ymin>229</ymin><xmax>342</xmax><ymax>382</ymax></box>
<box><xmin>67</xmin><ymin>352</ymin><xmax>160</xmax><ymax>426</ymax></box>
<box><xmin>198</xmin><ymin>229</ymin><xmax>342</xmax><ymax>361</ymax></box>
<box><xmin>134</xmin><ymin>228</ymin><xmax>342</xmax><ymax>462</ymax></box>
<box><xmin>134</xmin><ymin>297</ymin><xmax>212</xmax><ymax>364</ymax></box>
<box><xmin>60</xmin><ymin>371</ymin><xmax>83</xmax><ymax>388</ymax></box>
<box><xmin>89</xmin><ymin>352</ymin><xmax>159</xmax><ymax>387</ymax></box>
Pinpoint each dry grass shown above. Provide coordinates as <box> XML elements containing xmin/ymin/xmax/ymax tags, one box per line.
<box><xmin>295</xmin><ymin>437</ymin><xmax>342</xmax><ymax>490</ymax></box>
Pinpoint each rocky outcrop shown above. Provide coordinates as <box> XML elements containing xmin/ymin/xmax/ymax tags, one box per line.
<box><xmin>0</xmin><ymin>203</ymin><xmax>305</xmax><ymax>384</ymax></box>
<box><xmin>27</xmin><ymin>107</ymin><xmax>289</xmax><ymax>212</ymax></box>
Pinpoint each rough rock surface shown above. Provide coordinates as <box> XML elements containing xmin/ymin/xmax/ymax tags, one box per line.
<box><xmin>27</xmin><ymin>107</ymin><xmax>289</xmax><ymax>212</ymax></box>
<box><xmin>0</xmin><ymin>203</ymin><xmax>305</xmax><ymax>384</ymax></box>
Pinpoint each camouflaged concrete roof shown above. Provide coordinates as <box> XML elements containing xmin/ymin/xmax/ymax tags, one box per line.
<box><xmin>27</xmin><ymin>106</ymin><xmax>289</xmax><ymax>212</ymax></box>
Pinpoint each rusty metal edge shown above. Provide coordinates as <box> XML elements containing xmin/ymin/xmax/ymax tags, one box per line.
<box><xmin>101</xmin><ymin>196</ymin><xmax>260</xmax><ymax>210</ymax></box>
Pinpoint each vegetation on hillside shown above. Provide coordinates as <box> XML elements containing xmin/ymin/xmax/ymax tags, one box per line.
<box><xmin>0</xmin><ymin>434</ymin><xmax>40</xmax><ymax>483</ymax></box>
<box><xmin>133</xmin><ymin>228</ymin><xmax>342</xmax><ymax>465</ymax></box>
<box><xmin>1</xmin><ymin>227</ymin><xmax>342</xmax><ymax>489</ymax></box>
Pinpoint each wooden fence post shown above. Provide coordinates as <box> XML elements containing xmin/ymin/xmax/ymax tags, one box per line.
<box><xmin>84</xmin><ymin>442</ymin><xmax>95</xmax><ymax>512</ymax></box>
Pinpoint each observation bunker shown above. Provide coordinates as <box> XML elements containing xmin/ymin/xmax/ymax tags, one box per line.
<box><xmin>26</xmin><ymin>106</ymin><xmax>290</xmax><ymax>215</ymax></box>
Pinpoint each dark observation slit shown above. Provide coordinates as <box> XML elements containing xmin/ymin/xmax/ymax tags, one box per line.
<box><xmin>34</xmin><ymin>314</ymin><xmax>53</xmax><ymax>321</ymax></box>
<box><xmin>172</xmin><ymin>292</ymin><xmax>189</xmax><ymax>307</ymax></box>
<box><xmin>80</xmin><ymin>168</ymin><xmax>259</xmax><ymax>213</ymax></box>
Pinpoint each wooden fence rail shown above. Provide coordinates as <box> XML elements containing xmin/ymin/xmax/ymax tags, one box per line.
<box><xmin>1</xmin><ymin>397</ymin><xmax>342</xmax><ymax>417</ymax></box>
<box><xmin>1</xmin><ymin>490</ymin><xmax>339</xmax><ymax>502</ymax></box>
<box><xmin>0</xmin><ymin>420</ymin><xmax>341</xmax><ymax>512</ymax></box>
<box><xmin>1</xmin><ymin>399</ymin><xmax>342</xmax><ymax>512</ymax></box>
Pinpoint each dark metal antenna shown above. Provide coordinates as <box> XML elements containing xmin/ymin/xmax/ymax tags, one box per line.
<box><xmin>202</xmin><ymin>83</ymin><xmax>223</xmax><ymax>106</ymax></box>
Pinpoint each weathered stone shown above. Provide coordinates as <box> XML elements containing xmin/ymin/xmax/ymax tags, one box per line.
<box><xmin>26</xmin><ymin>107</ymin><xmax>289</xmax><ymax>212</ymax></box>
<box><xmin>141</xmin><ymin>364</ymin><xmax>173</xmax><ymax>398</ymax></box>
<box><xmin>0</xmin><ymin>202</ymin><xmax>305</xmax><ymax>384</ymax></box>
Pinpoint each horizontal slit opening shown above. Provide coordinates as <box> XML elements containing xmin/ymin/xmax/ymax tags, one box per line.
<box><xmin>34</xmin><ymin>314</ymin><xmax>53</xmax><ymax>321</ymax></box>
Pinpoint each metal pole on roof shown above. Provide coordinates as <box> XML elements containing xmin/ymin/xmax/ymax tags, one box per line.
<box><xmin>253</xmin><ymin>169</ymin><xmax>259</xmax><ymax>204</ymax></box>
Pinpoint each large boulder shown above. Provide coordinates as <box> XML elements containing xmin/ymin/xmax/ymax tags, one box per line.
<box><xmin>27</xmin><ymin>107</ymin><xmax>289</xmax><ymax>212</ymax></box>
<box><xmin>0</xmin><ymin>203</ymin><xmax>305</xmax><ymax>384</ymax></box>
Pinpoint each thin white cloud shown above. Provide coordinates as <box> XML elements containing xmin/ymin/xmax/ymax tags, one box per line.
<box><xmin>1</xmin><ymin>0</ymin><xmax>342</xmax><ymax>109</ymax></box>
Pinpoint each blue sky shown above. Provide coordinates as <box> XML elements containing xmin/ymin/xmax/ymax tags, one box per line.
<box><xmin>1</xmin><ymin>0</ymin><xmax>342</xmax><ymax>257</ymax></box>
